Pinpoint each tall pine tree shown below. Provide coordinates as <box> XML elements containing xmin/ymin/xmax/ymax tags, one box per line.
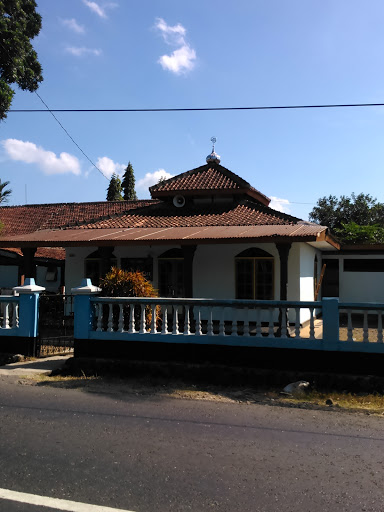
<box><xmin>106</xmin><ymin>173</ymin><xmax>123</xmax><ymax>201</ymax></box>
<box><xmin>121</xmin><ymin>162</ymin><xmax>137</xmax><ymax>200</ymax></box>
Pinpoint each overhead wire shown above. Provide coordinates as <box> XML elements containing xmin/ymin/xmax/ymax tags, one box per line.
<box><xmin>9</xmin><ymin>102</ymin><xmax>384</xmax><ymax>113</ymax></box>
<box><xmin>34</xmin><ymin>92</ymin><xmax>109</xmax><ymax>180</ymax></box>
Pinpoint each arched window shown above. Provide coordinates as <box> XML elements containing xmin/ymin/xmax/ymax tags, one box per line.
<box><xmin>158</xmin><ymin>248</ymin><xmax>184</xmax><ymax>297</ymax></box>
<box><xmin>85</xmin><ymin>249</ymin><xmax>116</xmax><ymax>285</ymax></box>
<box><xmin>235</xmin><ymin>248</ymin><xmax>274</xmax><ymax>300</ymax></box>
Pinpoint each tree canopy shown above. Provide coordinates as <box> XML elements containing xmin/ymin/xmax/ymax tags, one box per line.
<box><xmin>121</xmin><ymin>162</ymin><xmax>137</xmax><ymax>201</ymax></box>
<box><xmin>0</xmin><ymin>0</ymin><xmax>43</xmax><ymax>120</ymax></box>
<box><xmin>106</xmin><ymin>173</ymin><xmax>123</xmax><ymax>201</ymax></box>
<box><xmin>309</xmin><ymin>193</ymin><xmax>384</xmax><ymax>244</ymax></box>
<box><xmin>0</xmin><ymin>179</ymin><xmax>12</xmax><ymax>203</ymax></box>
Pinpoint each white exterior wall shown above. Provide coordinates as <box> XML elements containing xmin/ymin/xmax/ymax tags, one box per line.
<box><xmin>193</xmin><ymin>243</ymin><xmax>281</xmax><ymax>300</ymax></box>
<box><xmin>65</xmin><ymin>242</ymin><xmax>313</xmax><ymax>302</ymax></box>
<box><xmin>66</xmin><ymin>247</ymin><xmax>98</xmax><ymax>293</ymax></box>
<box><xmin>36</xmin><ymin>265</ymin><xmax>62</xmax><ymax>293</ymax></box>
<box><xmin>64</xmin><ymin>242</ymin><xmax>322</xmax><ymax>325</ymax></box>
<box><xmin>298</xmin><ymin>243</ymin><xmax>320</xmax><ymax>323</ymax></box>
<box><xmin>322</xmin><ymin>254</ymin><xmax>384</xmax><ymax>303</ymax></box>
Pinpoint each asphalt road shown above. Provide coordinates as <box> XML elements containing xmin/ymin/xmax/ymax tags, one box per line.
<box><xmin>0</xmin><ymin>375</ymin><xmax>383</xmax><ymax>512</ymax></box>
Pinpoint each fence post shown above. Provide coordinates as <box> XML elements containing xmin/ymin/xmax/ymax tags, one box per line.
<box><xmin>322</xmin><ymin>297</ymin><xmax>339</xmax><ymax>350</ymax></box>
<box><xmin>72</xmin><ymin>279</ymin><xmax>101</xmax><ymax>341</ymax></box>
<box><xmin>13</xmin><ymin>278</ymin><xmax>45</xmax><ymax>356</ymax></box>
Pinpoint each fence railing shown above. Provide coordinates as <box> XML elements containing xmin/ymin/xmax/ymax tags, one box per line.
<box><xmin>68</xmin><ymin>293</ymin><xmax>384</xmax><ymax>353</ymax></box>
<box><xmin>339</xmin><ymin>303</ymin><xmax>384</xmax><ymax>344</ymax></box>
<box><xmin>89</xmin><ymin>297</ymin><xmax>321</xmax><ymax>341</ymax></box>
<box><xmin>0</xmin><ymin>296</ymin><xmax>19</xmax><ymax>332</ymax></box>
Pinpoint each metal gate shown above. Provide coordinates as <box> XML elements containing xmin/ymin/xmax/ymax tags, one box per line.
<box><xmin>37</xmin><ymin>294</ymin><xmax>74</xmax><ymax>357</ymax></box>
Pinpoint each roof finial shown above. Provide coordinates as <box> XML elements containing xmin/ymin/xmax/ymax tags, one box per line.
<box><xmin>206</xmin><ymin>136</ymin><xmax>221</xmax><ymax>164</ymax></box>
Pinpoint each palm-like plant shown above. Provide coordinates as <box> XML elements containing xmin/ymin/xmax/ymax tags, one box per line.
<box><xmin>0</xmin><ymin>180</ymin><xmax>12</xmax><ymax>204</ymax></box>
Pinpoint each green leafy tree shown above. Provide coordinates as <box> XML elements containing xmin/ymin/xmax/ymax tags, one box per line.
<box><xmin>334</xmin><ymin>223</ymin><xmax>384</xmax><ymax>244</ymax></box>
<box><xmin>310</xmin><ymin>193</ymin><xmax>384</xmax><ymax>244</ymax></box>
<box><xmin>106</xmin><ymin>173</ymin><xmax>123</xmax><ymax>201</ymax></box>
<box><xmin>0</xmin><ymin>179</ymin><xmax>12</xmax><ymax>203</ymax></box>
<box><xmin>121</xmin><ymin>161</ymin><xmax>137</xmax><ymax>200</ymax></box>
<box><xmin>309</xmin><ymin>193</ymin><xmax>384</xmax><ymax>230</ymax></box>
<box><xmin>0</xmin><ymin>1</ymin><xmax>43</xmax><ymax>120</ymax></box>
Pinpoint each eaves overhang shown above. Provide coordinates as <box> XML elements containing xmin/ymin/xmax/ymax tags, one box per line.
<box><xmin>0</xmin><ymin>225</ymin><xmax>330</xmax><ymax>248</ymax></box>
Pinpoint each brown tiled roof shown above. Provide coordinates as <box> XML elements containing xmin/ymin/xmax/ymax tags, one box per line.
<box><xmin>150</xmin><ymin>163</ymin><xmax>270</xmax><ymax>206</ymax></box>
<box><xmin>76</xmin><ymin>200</ymin><xmax>299</xmax><ymax>230</ymax></box>
<box><xmin>0</xmin><ymin>200</ymin><xmax>157</xmax><ymax>236</ymax></box>
<box><xmin>1</xmin><ymin>247</ymin><xmax>66</xmax><ymax>260</ymax></box>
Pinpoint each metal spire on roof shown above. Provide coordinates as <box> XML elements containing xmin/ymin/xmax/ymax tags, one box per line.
<box><xmin>206</xmin><ymin>136</ymin><xmax>221</xmax><ymax>164</ymax></box>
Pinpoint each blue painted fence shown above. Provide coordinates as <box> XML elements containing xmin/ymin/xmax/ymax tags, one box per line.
<box><xmin>71</xmin><ymin>287</ymin><xmax>384</xmax><ymax>354</ymax></box>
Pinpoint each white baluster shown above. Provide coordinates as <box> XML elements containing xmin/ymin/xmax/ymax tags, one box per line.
<box><xmin>255</xmin><ymin>308</ymin><xmax>262</xmax><ymax>337</ymax></box>
<box><xmin>128</xmin><ymin>304</ymin><xmax>135</xmax><ymax>333</ymax></box>
<box><xmin>219</xmin><ymin>307</ymin><xmax>225</xmax><ymax>336</ymax></box>
<box><xmin>107</xmin><ymin>303</ymin><xmax>113</xmax><ymax>332</ymax></box>
<box><xmin>294</xmin><ymin>308</ymin><xmax>300</xmax><ymax>338</ymax></box>
<box><xmin>118</xmin><ymin>303</ymin><xmax>124</xmax><ymax>332</ymax></box>
<box><xmin>207</xmin><ymin>307</ymin><xmax>214</xmax><ymax>336</ymax></box>
<box><xmin>15</xmin><ymin>304</ymin><xmax>19</xmax><ymax>328</ymax></box>
<box><xmin>363</xmin><ymin>311</ymin><xmax>369</xmax><ymax>342</ymax></box>
<box><xmin>281</xmin><ymin>308</ymin><xmax>287</xmax><ymax>338</ymax></box>
<box><xmin>309</xmin><ymin>308</ymin><xmax>315</xmax><ymax>340</ymax></box>
<box><xmin>140</xmin><ymin>304</ymin><xmax>146</xmax><ymax>334</ymax></box>
<box><xmin>231</xmin><ymin>308</ymin><xmax>238</xmax><ymax>336</ymax></box>
<box><xmin>243</xmin><ymin>307</ymin><xmax>250</xmax><ymax>337</ymax></box>
<box><xmin>183</xmin><ymin>306</ymin><xmax>190</xmax><ymax>335</ymax></box>
<box><xmin>195</xmin><ymin>306</ymin><xmax>202</xmax><ymax>336</ymax></box>
<box><xmin>377</xmin><ymin>311</ymin><xmax>383</xmax><ymax>343</ymax></box>
<box><xmin>96</xmin><ymin>303</ymin><xmax>103</xmax><ymax>331</ymax></box>
<box><xmin>4</xmin><ymin>303</ymin><xmax>10</xmax><ymax>329</ymax></box>
<box><xmin>161</xmin><ymin>306</ymin><xmax>168</xmax><ymax>334</ymax></box>
<box><xmin>267</xmin><ymin>308</ymin><xmax>274</xmax><ymax>338</ymax></box>
<box><xmin>151</xmin><ymin>304</ymin><xmax>157</xmax><ymax>334</ymax></box>
<box><xmin>172</xmin><ymin>306</ymin><xmax>179</xmax><ymax>334</ymax></box>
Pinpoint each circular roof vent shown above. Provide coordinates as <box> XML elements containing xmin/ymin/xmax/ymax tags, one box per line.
<box><xmin>173</xmin><ymin>195</ymin><xmax>186</xmax><ymax>208</ymax></box>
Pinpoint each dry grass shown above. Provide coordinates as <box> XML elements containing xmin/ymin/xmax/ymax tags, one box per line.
<box><xmin>277</xmin><ymin>390</ymin><xmax>384</xmax><ymax>414</ymax></box>
<box><xmin>24</xmin><ymin>373</ymin><xmax>384</xmax><ymax>415</ymax></box>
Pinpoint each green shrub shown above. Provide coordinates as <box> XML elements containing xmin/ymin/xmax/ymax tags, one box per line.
<box><xmin>100</xmin><ymin>267</ymin><xmax>159</xmax><ymax>330</ymax></box>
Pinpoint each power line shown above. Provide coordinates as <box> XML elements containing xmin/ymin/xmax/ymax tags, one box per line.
<box><xmin>9</xmin><ymin>102</ymin><xmax>384</xmax><ymax>113</ymax></box>
<box><xmin>34</xmin><ymin>92</ymin><xmax>109</xmax><ymax>180</ymax></box>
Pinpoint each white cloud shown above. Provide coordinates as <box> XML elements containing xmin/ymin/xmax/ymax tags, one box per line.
<box><xmin>96</xmin><ymin>156</ymin><xmax>125</xmax><ymax>178</ymax></box>
<box><xmin>155</xmin><ymin>17</ymin><xmax>186</xmax><ymax>46</ymax></box>
<box><xmin>155</xmin><ymin>18</ymin><xmax>196</xmax><ymax>74</ymax></box>
<box><xmin>2</xmin><ymin>139</ymin><xmax>81</xmax><ymax>175</ymax></box>
<box><xmin>137</xmin><ymin>169</ymin><xmax>173</xmax><ymax>192</ymax></box>
<box><xmin>65</xmin><ymin>46</ymin><xmax>102</xmax><ymax>57</ymax></box>
<box><xmin>83</xmin><ymin>1</ymin><xmax>117</xmax><ymax>19</ymax></box>
<box><xmin>61</xmin><ymin>18</ymin><xmax>85</xmax><ymax>34</ymax></box>
<box><xmin>158</xmin><ymin>45</ymin><xmax>196</xmax><ymax>74</ymax></box>
<box><xmin>269</xmin><ymin>196</ymin><xmax>291</xmax><ymax>214</ymax></box>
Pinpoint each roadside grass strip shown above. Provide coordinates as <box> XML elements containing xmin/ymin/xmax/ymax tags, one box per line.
<box><xmin>0</xmin><ymin>488</ymin><xmax>135</xmax><ymax>512</ymax></box>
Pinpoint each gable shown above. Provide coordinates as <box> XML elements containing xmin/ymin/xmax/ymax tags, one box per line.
<box><xmin>150</xmin><ymin>162</ymin><xmax>271</xmax><ymax>206</ymax></box>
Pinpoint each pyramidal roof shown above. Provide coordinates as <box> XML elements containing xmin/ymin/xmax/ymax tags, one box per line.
<box><xmin>149</xmin><ymin>162</ymin><xmax>270</xmax><ymax>206</ymax></box>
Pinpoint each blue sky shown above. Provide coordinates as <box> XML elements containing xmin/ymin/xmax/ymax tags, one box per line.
<box><xmin>2</xmin><ymin>0</ymin><xmax>384</xmax><ymax>220</ymax></box>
